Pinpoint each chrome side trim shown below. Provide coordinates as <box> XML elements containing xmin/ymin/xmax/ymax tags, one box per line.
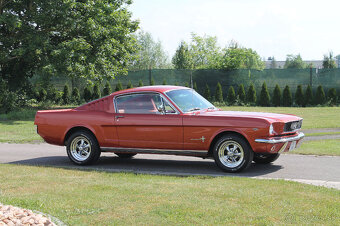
<box><xmin>101</xmin><ymin>147</ymin><xmax>208</xmax><ymax>157</ymax></box>
<box><xmin>255</xmin><ymin>132</ymin><xmax>305</xmax><ymax>144</ymax></box>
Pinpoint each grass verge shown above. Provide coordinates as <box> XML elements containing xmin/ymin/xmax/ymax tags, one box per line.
<box><xmin>0</xmin><ymin>164</ymin><xmax>339</xmax><ymax>225</ymax></box>
<box><xmin>291</xmin><ymin>139</ymin><xmax>340</xmax><ymax>156</ymax></box>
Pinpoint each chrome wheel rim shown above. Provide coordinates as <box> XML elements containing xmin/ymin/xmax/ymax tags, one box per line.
<box><xmin>218</xmin><ymin>141</ymin><xmax>244</xmax><ymax>168</ymax></box>
<box><xmin>70</xmin><ymin>136</ymin><xmax>91</xmax><ymax>161</ymax></box>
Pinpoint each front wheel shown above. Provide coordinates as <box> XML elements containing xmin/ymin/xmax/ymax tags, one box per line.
<box><xmin>213</xmin><ymin>135</ymin><xmax>253</xmax><ymax>173</ymax></box>
<box><xmin>66</xmin><ymin>130</ymin><xmax>101</xmax><ymax>165</ymax></box>
<box><xmin>253</xmin><ymin>153</ymin><xmax>280</xmax><ymax>164</ymax></box>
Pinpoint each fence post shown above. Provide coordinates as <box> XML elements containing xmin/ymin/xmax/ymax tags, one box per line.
<box><xmin>149</xmin><ymin>66</ymin><xmax>152</xmax><ymax>85</ymax></box>
<box><xmin>310</xmin><ymin>67</ymin><xmax>313</xmax><ymax>87</ymax></box>
<box><xmin>190</xmin><ymin>70</ymin><xmax>193</xmax><ymax>88</ymax></box>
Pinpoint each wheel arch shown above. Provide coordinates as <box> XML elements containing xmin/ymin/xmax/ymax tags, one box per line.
<box><xmin>208</xmin><ymin>130</ymin><xmax>253</xmax><ymax>157</ymax></box>
<box><xmin>64</xmin><ymin>126</ymin><xmax>98</xmax><ymax>146</ymax></box>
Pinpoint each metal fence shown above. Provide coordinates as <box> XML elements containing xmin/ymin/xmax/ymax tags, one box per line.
<box><xmin>30</xmin><ymin>68</ymin><xmax>340</xmax><ymax>96</ymax></box>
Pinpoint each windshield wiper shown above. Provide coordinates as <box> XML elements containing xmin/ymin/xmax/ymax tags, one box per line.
<box><xmin>187</xmin><ymin>107</ymin><xmax>201</xmax><ymax>112</ymax></box>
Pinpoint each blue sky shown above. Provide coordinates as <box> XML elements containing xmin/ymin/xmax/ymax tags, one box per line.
<box><xmin>129</xmin><ymin>0</ymin><xmax>340</xmax><ymax>61</ymax></box>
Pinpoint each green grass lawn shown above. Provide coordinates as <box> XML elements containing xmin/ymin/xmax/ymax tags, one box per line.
<box><xmin>291</xmin><ymin>139</ymin><xmax>340</xmax><ymax>156</ymax></box>
<box><xmin>0</xmin><ymin>164</ymin><xmax>339</xmax><ymax>225</ymax></box>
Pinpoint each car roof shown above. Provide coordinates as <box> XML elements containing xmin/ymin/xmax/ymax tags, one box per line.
<box><xmin>110</xmin><ymin>85</ymin><xmax>190</xmax><ymax>96</ymax></box>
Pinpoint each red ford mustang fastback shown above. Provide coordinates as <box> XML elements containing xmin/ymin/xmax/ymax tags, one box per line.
<box><xmin>34</xmin><ymin>85</ymin><xmax>304</xmax><ymax>172</ymax></box>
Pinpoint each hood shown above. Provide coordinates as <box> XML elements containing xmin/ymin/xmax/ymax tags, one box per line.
<box><xmin>195</xmin><ymin>110</ymin><xmax>302</xmax><ymax>123</ymax></box>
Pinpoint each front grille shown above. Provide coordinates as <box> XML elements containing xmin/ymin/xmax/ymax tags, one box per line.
<box><xmin>284</xmin><ymin>120</ymin><xmax>302</xmax><ymax>132</ymax></box>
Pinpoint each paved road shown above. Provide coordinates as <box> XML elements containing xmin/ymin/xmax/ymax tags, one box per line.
<box><xmin>1</xmin><ymin>143</ymin><xmax>339</xmax><ymax>189</ymax></box>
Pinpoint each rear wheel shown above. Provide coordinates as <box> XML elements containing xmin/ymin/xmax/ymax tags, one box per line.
<box><xmin>213</xmin><ymin>135</ymin><xmax>253</xmax><ymax>173</ymax></box>
<box><xmin>115</xmin><ymin>153</ymin><xmax>137</xmax><ymax>158</ymax></box>
<box><xmin>253</xmin><ymin>153</ymin><xmax>280</xmax><ymax>164</ymax></box>
<box><xmin>66</xmin><ymin>130</ymin><xmax>101</xmax><ymax>165</ymax></box>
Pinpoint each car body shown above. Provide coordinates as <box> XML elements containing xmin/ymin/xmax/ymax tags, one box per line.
<box><xmin>34</xmin><ymin>85</ymin><xmax>304</xmax><ymax>172</ymax></box>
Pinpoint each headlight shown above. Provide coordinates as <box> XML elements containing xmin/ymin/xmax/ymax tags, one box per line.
<box><xmin>269</xmin><ymin>124</ymin><xmax>274</xmax><ymax>135</ymax></box>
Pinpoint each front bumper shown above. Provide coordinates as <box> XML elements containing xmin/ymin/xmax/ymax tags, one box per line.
<box><xmin>254</xmin><ymin>132</ymin><xmax>304</xmax><ymax>153</ymax></box>
<box><xmin>255</xmin><ymin>132</ymin><xmax>305</xmax><ymax>144</ymax></box>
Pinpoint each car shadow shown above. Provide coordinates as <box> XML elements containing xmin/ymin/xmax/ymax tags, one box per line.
<box><xmin>7</xmin><ymin>154</ymin><xmax>283</xmax><ymax>177</ymax></box>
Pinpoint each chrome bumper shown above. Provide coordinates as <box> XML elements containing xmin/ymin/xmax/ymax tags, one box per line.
<box><xmin>255</xmin><ymin>132</ymin><xmax>305</xmax><ymax>144</ymax></box>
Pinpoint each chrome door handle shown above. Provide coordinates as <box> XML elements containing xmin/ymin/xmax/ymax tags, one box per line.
<box><xmin>115</xmin><ymin>115</ymin><xmax>124</xmax><ymax>119</ymax></box>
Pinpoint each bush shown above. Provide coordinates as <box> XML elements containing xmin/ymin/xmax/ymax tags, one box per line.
<box><xmin>175</xmin><ymin>82</ymin><xmax>179</xmax><ymax>86</ymax></box>
<box><xmin>102</xmin><ymin>81</ymin><xmax>112</xmax><ymax>96</ymax></box>
<box><xmin>115</xmin><ymin>81</ymin><xmax>123</xmax><ymax>91</ymax></box>
<box><xmin>62</xmin><ymin>84</ymin><xmax>70</xmax><ymax>104</ymax></box>
<box><xmin>304</xmin><ymin>85</ymin><xmax>313</xmax><ymax>106</ymax></box>
<box><xmin>246</xmin><ymin>83</ymin><xmax>256</xmax><ymax>104</ymax></box>
<box><xmin>150</xmin><ymin>77</ymin><xmax>155</xmax><ymax>85</ymax></box>
<box><xmin>138</xmin><ymin>80</ymin><xmax>144</xmax><ymax>87</ymax></box>
<box><xmin>92</xmin><ymin>83</ymin><xmax>101</xmax><ymax>100</ymax></box>
<box><xmin>38</xmin><ymin>88</ymin><xmax>47</xmax><ymax>102</ymax></box>
<box><xmin>0</xmin><ymin>91</ymin><xmax>18</xmax><ymax>114</ymax></box>
<box><xmin>259</xmin><ymin>82</ymin><xmax>270</xmax><ymax>106</ymax></box>
<box><xmin>272</xmin><ymin>84</ymin><xmax>281</xmax><ymax>106</ymax></box>
<box><xmin>84</xmin><ymin>86</ymin><xmax>92</xmax><ymax>102</ymax></box>
<box><xmin>193</xmin><ymin>82</ymin><xmax>198</xmax><ymax>91</ymax></box>
<box><xmin>237</xmin><ymin>84</ymin><xmax>246</xmax><ymax>104</ymax></box>
<box><xmin>327</xmin><ymin>88</ymin><xmax>337</xmax><ymax>106</ymax></box>
<box><xmin>314</xmin><ymin>85</ymin><xmax>326</xmax><ymax>105</ymax></box>
<box><xmin>162</xmin><ymin>79</ymin><xmax>167</xmax><ymax>85</ymax></box>
<box><xmin>295</xmin><ymin>85</ymin><xmax>304</xmax><ymax>106</ymax></box>
<box><xmin>185</xmin><ymin>82</ymin><xmax>189</xmax><ymax>87</ymax></box>
<box><xmin>215</xmin><ymin>82</ymin><xmax>223</xmax><ymax>103</ymax></box>
<box><xmin>204</xmin><ymin>84</ymin><xmax>211</xmax><ymax>101</ymax></box>
<box><xmin>72</xmin><ymin>87</ymin><xmax>81</xmax><ymax>104</ymax></box>
<box><xmin>126</xmin><ymin>81</ymin><xmax>133</xmax><ymax>89</ymax></box>
<box><xmin>227</xmin><ymin>86</ymin><xmax>236</xmax><ymax>105</ymax></box>
<box><xmin>282</xmin><ymin>85</ymin><xmax>292</xmax><ymax>106</ymax></box>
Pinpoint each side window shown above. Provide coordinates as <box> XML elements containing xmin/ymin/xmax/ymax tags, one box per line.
<box><xmin>163</xmin><ymin>99</ymin><xmax>176</xmax><ymax>114</ymax></box>
<box><xmin>116</xmin><ymin>93</ymin><xmax>160</xmax><ymax>114</ymax></box>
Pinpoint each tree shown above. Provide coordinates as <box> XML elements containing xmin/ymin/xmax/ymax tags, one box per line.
<box><xmin>162</xmin><ymin>79</ymin><xmax>167</xmax><ymax>85</ymax></box>
<box><xmin>38</xmin><ymin>88</ymin><xmax>47</xmax><ymax>103</ymax></box>
<box><xmin>138</xmin><ymin>80</ymin><xmax>144</xmax><ymax>87</ymax></box>
<box><xmin>322</xmin><ymin>52</ymin><xmax>337</xmax><ymax>69</ymax></box>
<box><xmin>215</xmin><ymin>82</ymin><xmax>223</xmax><ymax>102</ymax></box>
<box><xmin>295</xmin><ymin>85</ymin><xmax>304</xmax><ymax>106</ymax></box>
<box><xmin>284</xmin><ymin>54</ymin><xmax>306</xmax><ymax>69</ymax></box>
<box><xmin>282</xmin><ymin>85</ymin><xmax>293</xmax><ymax>106</ymax></box>
<box><xmin>315</xmin><ymin>85</ymin><xmax>326</xmax><ymax>105</ymax></box>
<box><xmin>84</xmin><ymin>86</ymin><xmax>92</xmax><ymax>102</ymax></box>
<box><xmin>103</xmin><ymin>81</ymin><xmax>112</xmax><ymax>96</ymax></box>
<box><xmin>127</xmin><ymin>81</ymin><xmax>133</xmax><ymax>89</ymax></box>
<box><xmin>62</xmin><ymin>84</ymin><xmax>70</xmax><ymax>104</ymax></box>
<box><xmin>72</xmin><ymin>87</ymin><xmax>80</xmax><ymax>104</ymax></box>
<box><xmin>304</xmin><ymin>85</ymin><xmax>313</xmax><ymax>106</ymax></box>
<box><xmin>227</xmin><ymin>86</ymin><xmax>236</xmax><ymax>105</ymax></box>
<box><xmin>269</xmin><ymin>56</ymin><xmax>277</xmax><ymax>69</ymax></box>
<box><xmin>246</xmin><ymin>83</ymin><xmax>257</xmax><ymax>104</ymax></box>
<box><xmin>220</xmin><ymin>41</ymin><xmax>265</xmax><ymax>70</ymax></box>
<box><xmin>172</xmin><ymin>41</ymin><xmax>193</xmax><ymax>69</ymax></box>
<box><xmin>259</xmin><ymin>82</ymin><xmax>270</xmax><ymax>106</ymax></box>
<box><xmin>92</xmin><ymin>84</ymin><xmax>101</xmax><ymax>100</ymax></box>
<box><xmin>237</xmin><ymin>84</ymin><xmax>246</xmax><ymax>103</ymax></box>
<box><xmin>193</xmin><ymin>82</ymin><xmax>198</xmax><ymax>91</ymax></box>
<box><xmin>130</xmin><ymin>30</ymin><xmax>171</xmax><ymax>70</ymax></box>
<box><xmin>150</xmin><ymin>77</ymin><xmax>155</xmax><ymax>85</ymax></box>
<box><xmin>272</xmin><ymin>84</ymin><xmax>281</xmax><ymax>107</ymax></box>
<box><xmin>204</xmin><ymin>84</ymin><xmax>211</xmax><ymax>101</ymax></box>
<box><xmin>0</xmin><ymin>0</ymin><xmax>139</xmax><ymax>93</ymax></box>
<box><xmin>115</xmin><ymin>81</ymin><xmax>123</xmax><ymax>91</ymax></box>
<box><xmin>327</xmin><ymin>88</ymin><xmax>337</xmax><ymax>105</ymax></box>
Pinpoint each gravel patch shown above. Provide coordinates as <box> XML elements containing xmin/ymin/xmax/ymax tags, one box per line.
<box><xmin>0</xmin><ymin>203</ymin><xmax>56</xmax><ymax>226</ymax></box>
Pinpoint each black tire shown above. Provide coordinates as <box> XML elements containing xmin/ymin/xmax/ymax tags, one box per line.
<box><xmin>115</xmin><ymin>153</ymin><xmax>137</xmax><ymax>159</ymax></box>
<box><xmin>213</xmin><ymin>135</ymin><xmax>253</xmax><ymax>173</ymax></box>
<box><xmin>66</xmin><ymin>130</ymin><xmax>101</xmax><ymax>165</ymax></box>
<box><xmin>253</xmin><ymin>153</ymin><xmax>280</xmax><ymax>164</ymax></box>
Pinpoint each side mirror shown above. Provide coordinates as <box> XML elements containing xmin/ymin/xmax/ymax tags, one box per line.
<box><xmin>157</xmin><ymin>105</ymin><xmax>165</xmax><ymax>114</ymax></box>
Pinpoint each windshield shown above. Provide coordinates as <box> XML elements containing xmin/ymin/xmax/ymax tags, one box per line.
<box><xmin>166</xmin><ymin>89</ymin><xmax>215</xmax><ymax>113</ymax></box>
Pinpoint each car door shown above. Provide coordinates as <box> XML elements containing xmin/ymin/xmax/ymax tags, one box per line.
<box><xmin>114</xmin><ymin>92</ymin><xmax>183</xmax><ymax>150</ymax></box>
